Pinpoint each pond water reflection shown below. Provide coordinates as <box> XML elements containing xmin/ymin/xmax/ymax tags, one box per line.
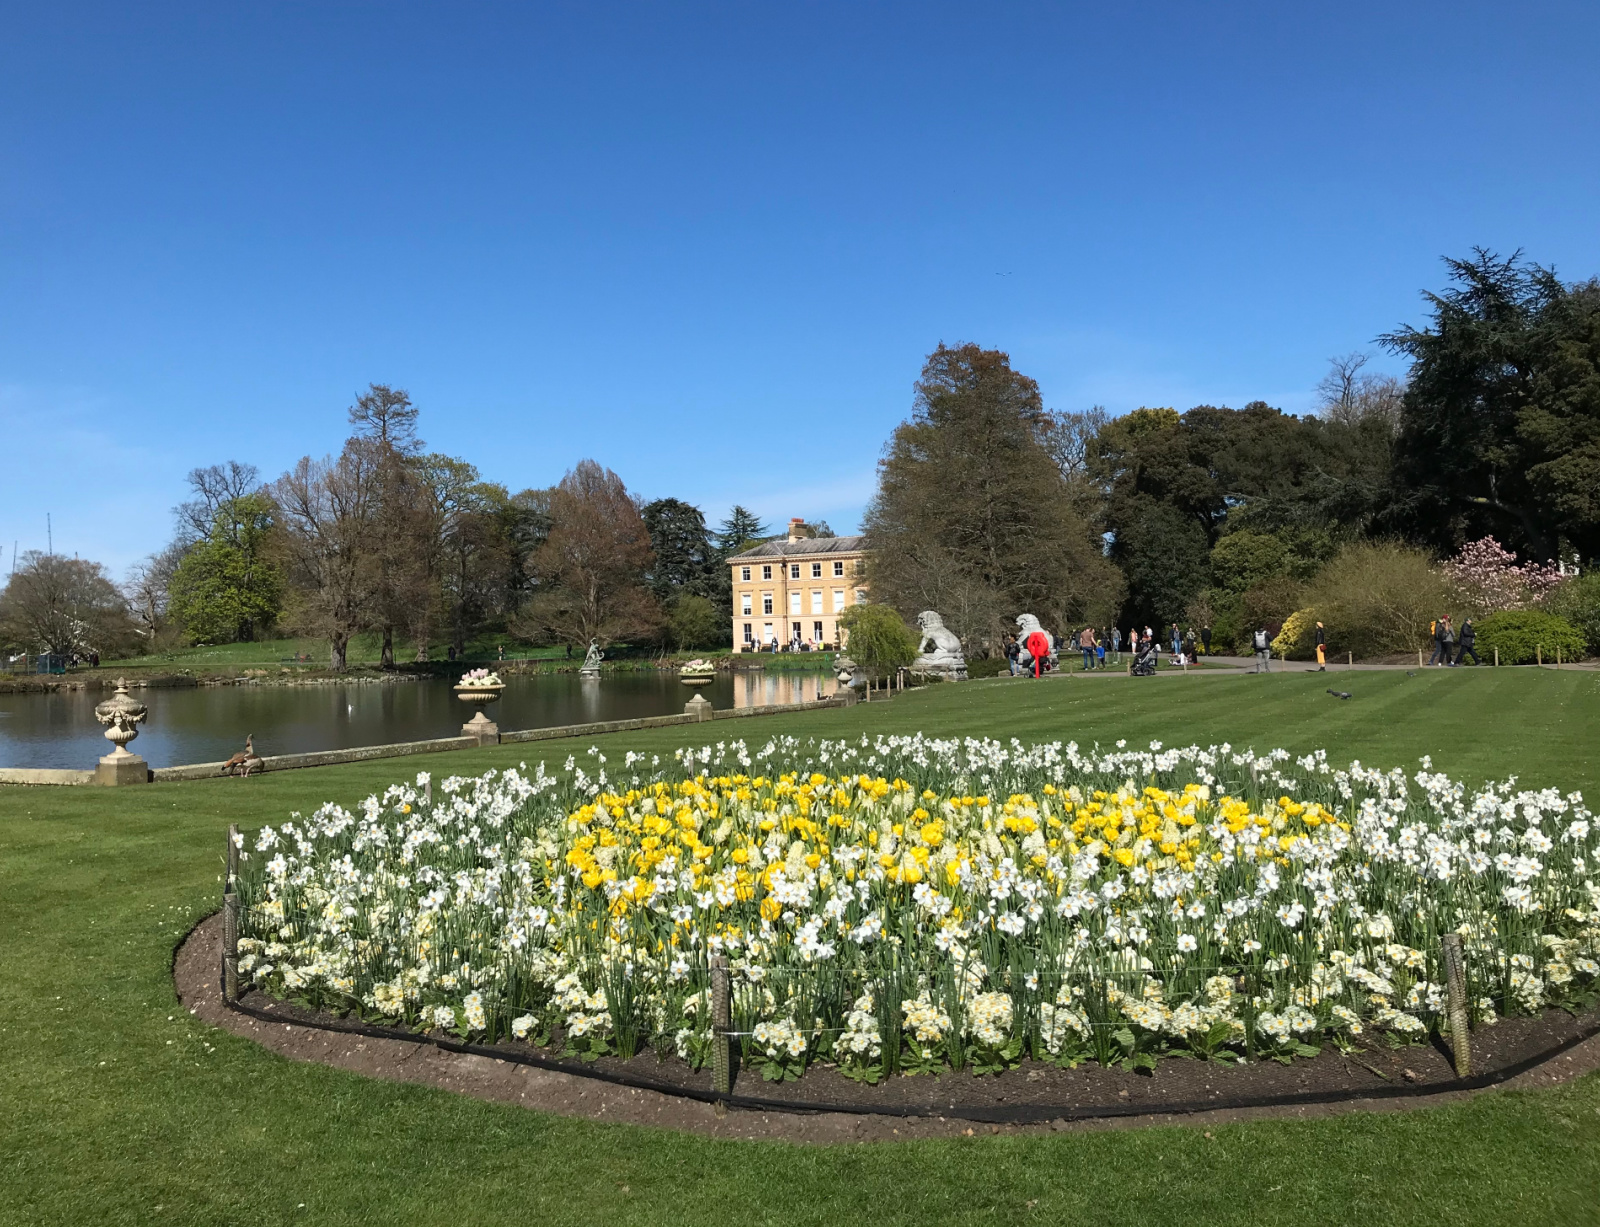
<box><xmin>0</xmin><ymin>670</ymin><xmax>839</xmax><ymax>770</ymax></box>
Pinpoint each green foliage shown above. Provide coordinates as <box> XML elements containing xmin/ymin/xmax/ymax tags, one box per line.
<box><xmin>1209</xmin><ymin>531</ymin><xmax>1290</xmax><ymax>593</ymax></box>
<box><xmin>838</xmin><ymin>603</ymin><xmax>918</xmax><ymax>673</ymax></box>
<box><xmin>1544</xmin><ymin>573</ymin><xmax>1600</xmax><ymax>653</ymax></box>
<box><xmin>1383</xmin><ymin>251</ymin><xmax>1600</xmax><ymax>564</ymax></box>
<box><xmin>641</xmin><ymin>498</ymin><xmax>717</xmax><ymax>601</ymax></box>
<box><xmin>1473</xmin><ymin>610</ymin><xmax>1587</xmax><ymax>665</ymax></box>
<box><xmin>1303</xmin><ymin>540</ymin><xmax>1451</xmax><ymax>657</ymax></box>
<box><xmin>863</xmin><ymin>342</ymin><xmax>1124</xmax><ymax>648</ymax></box>
<box><xmin>665</xmin><ymin>593</ymin><xmax>726</xmax><ymax>649</ymax></box>
<box><xmin>167</xmin><ymin>494</ymin><xmax>284</xmax><ymax>643</ymax></box>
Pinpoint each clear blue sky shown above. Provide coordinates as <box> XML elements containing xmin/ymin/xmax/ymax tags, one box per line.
<box><xmin>3</xmin><ymin>2</ymin><xmax>1597</xmax><ymax>574</ymax></box>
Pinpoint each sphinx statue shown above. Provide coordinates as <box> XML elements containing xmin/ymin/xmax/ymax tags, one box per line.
<box><xmin>1015</xmin><ymin>614</ymin><xmax>1057</xmax><ymax>677</ymax></box>
<box><xmin>911</xmin><ymin>611</ymin><xmax>967</xmax><ymax>680</ymax></box>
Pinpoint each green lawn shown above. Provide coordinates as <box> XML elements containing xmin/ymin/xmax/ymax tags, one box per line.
<box><xmin>4</xmin><ymin>669</ymin><xmax>1600</xmax><ymax>1226</ymax></box>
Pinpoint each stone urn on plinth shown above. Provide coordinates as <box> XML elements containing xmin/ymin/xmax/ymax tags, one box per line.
<box><xmin>679</xmin><ymin>658</ymin><xmax>716</xmax><ymax>719</ymax></box>
<box><xmin>454</xmin><ymin>669</ymin><xmax>505</xmax><ymax>744</ymax></box>
<box><xmin>94</xmin><ymin>679</ymin><xmax>149</xmax><ymax>785</ymax></box>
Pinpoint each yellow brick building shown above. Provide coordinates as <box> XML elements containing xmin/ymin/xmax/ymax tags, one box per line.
<box><xmin>729</xmin><ymin>519</ymin><xmax>868</xmax><ymax>652</ymax></box>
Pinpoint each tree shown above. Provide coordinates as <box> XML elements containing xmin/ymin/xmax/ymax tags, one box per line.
<box><xmin>863</xmin><ymin>343</ymin><xmax>1124</xmax><ymax>650</ymax></box>
<box><xmin>123</xmin><ymin>544</ymin><xmax>186</xmax><ymax>647</ymax></box>
<box><xmin>271</xmin><ymin>445</ymin><xmax>378</xmax><ymax>671</ymax></box>
<box><xmin>666</xmin><ymin>594</ymin><xmax>723</xmax><ymax>650</ymax></box>
<box><xmin>0</xmin><ymin>551</ymin><xmax>136</xmax><ymax>657</ymax></box>
<box><xmin>716</xmin><ymin>506</ymin><xmax>769</xmax><ymax>555</ymax></box>
<box><xmin>1093</xmin><ymin>402</ymin><xmax>1389</xmax><ymax>624</ymax></box>
<box><xmin>348</xmin><ymin>385</ymin><xmax>425</xmax><ymax>668</ymax></box>
<box><xmin>516</xmin><ymin>460</ymin><xmax>660</xmax><ymax>648</ymax></box>
<box><xmin>642</xmin><ymin>498</ymin><xmax>717</xmax><ymax>600</ymax></box>
<box><xmin>837</xmin><ymin>604</ymin><xmax>918</xmax><ymax>675</ymax></box>
<box><xmin>174</xmin><ymin>460</ymin><xmax>261</xmax><ymax>545</ymax></box>
<box><xmin>167</xmin><ymin>494</ymin><xmax>285</xmax><ymax>643</ymax></box>
<box><xmin>1315</xmin><ymin>353</ymin><xmax>1405</xmax><ymax>433</ymax></box>
<box><xmin>1382</xmin><ymin>250</ymin><xmax>1600</xmax><ymax>564</ymax></box>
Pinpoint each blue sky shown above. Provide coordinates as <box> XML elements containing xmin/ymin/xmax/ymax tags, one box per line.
<box><xmin>3</xmin><ymin>2</ymin><xmax>1597</xmax><ymax>574</ymax></box>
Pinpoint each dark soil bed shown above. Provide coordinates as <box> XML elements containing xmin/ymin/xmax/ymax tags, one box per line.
<box><xmin>176</xmin><ymin>913</ymin><xmax>1600</xmax><ymax>1142</ymax></box>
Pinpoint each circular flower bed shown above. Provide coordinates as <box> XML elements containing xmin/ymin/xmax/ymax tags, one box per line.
<box><xmin>236</xmin><ymin>735</ymin><xmax>1600</xmax><ymax>1083</ymax></box>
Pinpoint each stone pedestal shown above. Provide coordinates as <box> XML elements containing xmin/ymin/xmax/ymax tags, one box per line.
<box><xmin>461</xmin><ymin>713</ymin><xmax>500</xmax><ymax>745</ymax></box>
<box><xmin>96</xmin><ymin>752</ymin><xmax>149</xmax><ymax>786</ymax></box>
<box><xmin>684</xmin><ymin>694</ymin><xmax>713</xmax><ymax>721</ymax></box>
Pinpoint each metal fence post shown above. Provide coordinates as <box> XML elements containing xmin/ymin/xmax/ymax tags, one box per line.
<box><xmin>1441</xmin><ymin>932</ymin><xmax>1471</xmax><ymax>1077</ymax></box>
<box><xmin>710</xmin><ymin>954</ymin><xmax>732</xmax><ymax>1101</ymax></box>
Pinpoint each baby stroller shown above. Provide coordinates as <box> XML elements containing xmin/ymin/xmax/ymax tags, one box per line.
<box><xmin>1131</xmin><ymin>640</ymin><xmax>1158</xmax><ymax>676</ymax></box>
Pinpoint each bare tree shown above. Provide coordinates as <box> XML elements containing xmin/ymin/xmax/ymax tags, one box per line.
<box><xmin>516</xmin><ymin>460</ymin><xmax>659</xmax><ymax>648</ymax></box>
<box><xmin>270</xmin><ymin>447</ymin><xmax>377</xmax><ymax>671</ymax></box>
<box><xmin>0</xmin><ymin>551</ymin><xmax>136</xmax><ymax>657</ymax></box>
<box><xmin>175</xmin><ymin>461</ymin><xmax>262</xmax><ymax>545</ymax></box>
<box><xmin>1037</xmin><ymin>406</ymin><xmax>1111</xmax><ymax>481</ymax></box>
<box><xmin>1316</xmin><ymin>353</ymin><xmax>1406</xmax><ymax>433</ymax></box>
<box><xmin>123</xmin><ymin>544</ymin><xmax>186</xmax><ymax>645</ymax></box>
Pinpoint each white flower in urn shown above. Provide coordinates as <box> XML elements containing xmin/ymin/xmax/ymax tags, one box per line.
<box><xmin>457</xmin><ymin>668</ymin><xmax>504</xmax><ymax>688</ymax></box>
<box><xmin>679</xmin><ymin>658</ymin><xmax>716</xmax><ymax>687</ymax></box>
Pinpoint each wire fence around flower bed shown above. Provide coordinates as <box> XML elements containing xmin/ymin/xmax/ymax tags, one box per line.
<box><xmin>225</xmin><ymin>734</ymin><xmax>1600</xmax><ymax>1100</ymax></box>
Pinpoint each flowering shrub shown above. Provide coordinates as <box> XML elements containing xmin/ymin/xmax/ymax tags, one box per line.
<box><xmin>236</xmin><ymin>735</ymin><xmax>1600</xmax><ymax>1080</ymax></box>
<box><xmin>1444</xmin><ymin>536</ymin><xmax>1564</xmax><ymax>617</ymax></box>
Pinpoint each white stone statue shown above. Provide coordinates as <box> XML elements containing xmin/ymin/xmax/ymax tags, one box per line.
<box><xmin>1015</xmin><ymin>614</ymin><xmax>1057</xmax><ymax>673</ymax></box>
<box><xmin>911</xmin><ymin>611</ymin><xmax>967</xmax><ymax>680</ymax></box>
<box><xmin>579</xmin><ymin>638</ymin><xmax>604</xmax><ymax>677</ymax></box>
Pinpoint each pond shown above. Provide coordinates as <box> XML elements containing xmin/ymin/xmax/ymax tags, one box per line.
<box><xmin>0</xmin><ymin>670</ymin><xmax>841</xmax><ymax>770</ymax></box>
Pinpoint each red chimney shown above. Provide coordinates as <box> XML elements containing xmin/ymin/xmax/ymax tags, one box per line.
<box><xmin>788</xmin><ymin>517</ymin><xmax>804</xmax><ymax>543</ymax></box>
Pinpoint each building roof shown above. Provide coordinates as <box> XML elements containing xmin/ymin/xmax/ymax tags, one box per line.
<box><xmin>729</xmin><ymin>535</ymin><xmax>866</xmax><ymax>561</ymax></box>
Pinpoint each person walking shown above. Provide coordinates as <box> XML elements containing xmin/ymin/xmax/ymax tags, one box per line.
<box><xmin>1456</xmin><ymin>618</ymin><xmax>1481</xmax><ymax>666</ymax></box>
<box><xmin>1005</xmin><ymin>635</ymin><xmax>1021</xmax><ymax>677</ymax></box>
<box><xmin>1439</xmin><ymin>616</ymin><xmax>1457</xmax><ymax>666</ymax></box>
<box><xmin>1170</xmin><ymin>623</ymin><xmax>1182</xmax><ymax>660</ymax></box>
<box><xmin>1183</xmin><ymin>626</ymin><xmax>1197</xmax><ymax>663</ymax></box>
<box><xmin>1315</xmin><ymin>621</ymin><xmax>1326</xmax><ymax>671</ymax></box>
<box><xmin>1200</xmin><ymin>624</ymin><xmax>1212</xmax><ymax>656</ymax></box>
<box><xmin>1111</xmin><ymin>626</ymin><xmax>1122</xmax><ymax>664</ymax></box>
<box><xmin>1252</xmin><ymin>625</ymin><xmax>1272</xmax><ymax>673</ymax></box>
<box><xmin>1428</xmin><ymin>616</ymin><xmax>1448</xmax><ymax>666</ymax></box>
<box><xmin>1079</xmin><ymin>625</ymin><xmax>1097</xmax><ymax>671</ymax></box>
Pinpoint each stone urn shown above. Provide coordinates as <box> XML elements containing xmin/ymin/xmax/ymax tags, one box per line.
<box><xmin>454</xmin><ymin>669</ymin><xmax>505</xmax><ymax>744</ymax></box>
<box><xmin>93</xmin><ymin>679</ymin><xmax>149</xmax><ymax>785</ymax></box>
<box><xmin>678</xmin><ymin>659</ymin><xmax>716</xmax><ymax>688</ymax></box>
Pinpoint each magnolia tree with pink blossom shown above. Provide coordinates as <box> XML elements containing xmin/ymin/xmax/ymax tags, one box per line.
<box><xmin>1443</xmin><ymin>536</ymin><xmax>1565</xmax><ymax>617</ymax></box>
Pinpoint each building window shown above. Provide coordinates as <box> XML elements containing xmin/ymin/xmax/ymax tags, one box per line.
<box><xmin>792</xmin><ymin>621</ymin><xmax>802</xmax><ymax>642</ymax></box>
<box><xmin>741</xmin><ymin>594</ymin><xmax>752</xmax><ymax>616</ymax></box>
<box><xmin>741</xmin><ymin>566</ymin><xmax>751</xmax><ymax>581</ymax></box>
<box><xmin>832</xmin><ymin>589</ymin><xmax>845</xmax><ymax>612</ymax></box>
<box><xmin>790</xmin><ymin>563</ymin><xmax>800</xmax><ymax>579</ymax></box>
<box><xmin>762</xmin><ymin>593</ymin><xmax>773</xmax><ymax>615</ymax></box>
<box><xmin>762</xmin><ymin>564</ymin><xmax>772</xmax><ymax>580</ymax></box>
<box><xmin>811</xmin><ymin>562</ymin><xmax>822</xmax><ymax>577</ymax></box>
<box><xmin>833</xmin><ymin>560</ymin><xmax>844</xmax><ymax>576</ymax></box>
<box><xmin>743</xmin><ymin>623</ymin><xmax>753</xmax><ymax>643</ymax></box>
<box><xmin>763</xmin><ymin>622</ymin><xmax>773</xmax><ymax>643</ymax></box>
<box><xmin>813</xmin><ymin>620</ymin><xmax>824</xmax><ymax>642</ymax></box>
<box><xmin>810</xmin><ymin>590</ymin><xmax>822</xmax><ymax>614</ymax></box>
<box><xmin>855</xmin><ymin>588</ymin><xmax>867</xmax><ymax>604</ymax></box>
<box><xmin>789</xmin><ymin>591</ymin><xmax>801</xmax><ymax>615</ymax></box>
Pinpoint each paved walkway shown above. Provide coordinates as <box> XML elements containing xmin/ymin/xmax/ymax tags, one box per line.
<box><xmin>1040</xmin><ymin>653</ymin><xmax>1596</xmax><ymax>678</ymax></box>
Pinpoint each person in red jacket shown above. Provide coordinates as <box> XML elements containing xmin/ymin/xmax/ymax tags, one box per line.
<box><xmin>1026</xmin><ymin>628</ymin><xmax>1052</xmax><ymax>678</ymax></box>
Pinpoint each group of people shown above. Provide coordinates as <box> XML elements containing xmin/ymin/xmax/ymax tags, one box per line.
<box><xmin>1428</xmin><ymin>614</ymin><xmax>1480</xmax><ymax>666</ymax></box>
<box><xmin>1001</xmin><ymin>622</ymin><xmax>1225</xmax><ymax>676</ymax></box>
